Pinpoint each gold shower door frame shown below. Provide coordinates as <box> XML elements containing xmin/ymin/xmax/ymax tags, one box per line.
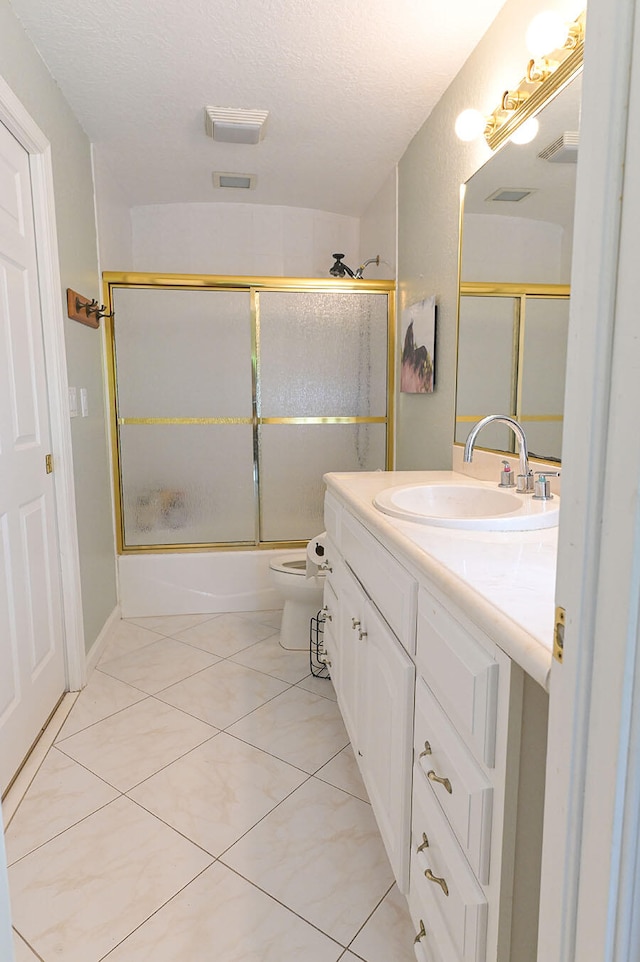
<box><xmin>455</xmin><ymin>281</ymin><xmax>570</xmax><ymax>451</ymax></box>
<box><xmin>103</xmin><ymin>272</ymin><xmax>396</xmax><ymax>553</ymax></box>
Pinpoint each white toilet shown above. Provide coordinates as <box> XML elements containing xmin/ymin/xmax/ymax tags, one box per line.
<box><xmin>269</xmin><ymin>553</ymin><xmax>326</xmax><ymax>650</ymax></box>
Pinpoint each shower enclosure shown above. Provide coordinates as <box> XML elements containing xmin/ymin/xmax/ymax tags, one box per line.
<box><xmin>103</xmin><ymin>273</ymin><xmax>395</xmax><ymax>552</ymax></box>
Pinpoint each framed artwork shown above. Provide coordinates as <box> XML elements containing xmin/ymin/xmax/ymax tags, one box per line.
<box><xmin>400</xmin><ymin>295</ymin><xmax>436</xmax><ymax>393</ymax></box>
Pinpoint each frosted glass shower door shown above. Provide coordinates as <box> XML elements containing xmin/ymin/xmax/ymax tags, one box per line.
<box><xmin>455</xmin><ymin>295</ymin><xmax>518</xmax><ymax>451</ymax></box>
<box><xmin>520</xmin><ymin>297</ymin><xmax>569</xmax><ymax>460</ymax></box>
<box><xmin>258</xmin><ymin>291</ymin><xmax>389</xmax><ymax>541</ymax></box>
<box><xmin>112</xmin><ymin>288</ymin><xmax>255</xmax><ymax>547</ymax></box>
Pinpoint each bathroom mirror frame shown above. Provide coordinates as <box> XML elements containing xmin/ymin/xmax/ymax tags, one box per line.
<box><xmin>102</xmin><ymin>272</ymin><xmax>396</xmax><ymax>554</ymax></box>
<box><xmin>454</xmin><ymin>32</ymin><xmax>584</xmax><ymax>463</ymax></box>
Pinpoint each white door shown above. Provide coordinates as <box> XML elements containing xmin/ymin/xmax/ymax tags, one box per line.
<box><xmin>0</xmin><ymin>120</ymin><xmax>66</xmax><ymax>795</ymax></box>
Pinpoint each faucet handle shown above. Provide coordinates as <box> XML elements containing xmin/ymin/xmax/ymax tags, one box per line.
<box><xmin>498</xmin><ymin>460</ymin><xmax>515</xmax><ymax>488</ymax></box>
<box><xmin>533</xmin><ymin>470</ymin><xmax>561</xmax><ymax>501</ymax></box>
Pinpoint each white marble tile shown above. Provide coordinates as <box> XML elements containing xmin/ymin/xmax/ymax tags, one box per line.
<box><xmin>8</xmin><ymin>796</ymin><xmax>213</xmax><ymax>962</ymax></box>
<box><xmin>172</xmin><ymin>612</ymin><xmax>277</xmax><ymax>657</ymax></box>
<box><xmin>230</xmin><ymin>632</ymin><xmax>311</xmax><ymax>683</ymax></box>
<box><xmin>98</xmin><ymin>636</ymin><xmax>219</xmax><ymax>694</ymax></box>
<box><xmin>297</xmin><ymin>672</ymin><xmax>338</xmax><ymax>701</ymax></box>
<box><xmin>316</xmin><ymin>745</ymin><xmax>369</xmax><ymax>802</ymax></box>
<box><xmin>227</xmin><ymin>687</ymin><xmax>349</xmax><ymax>773</ymax></box>
<box><xmin>5</xmin><ymin>747</ymin><xmax>119</xmax><ymax>865</ymax></box>
<box><xmin>127</xmin><ymin>613</ymin><xmax>220</xmax><ymax>636</ymax></box>
<box><xmin>57</xmin><ymin>697</ymin><xmax>217</xmax><ymax>791</ymax></box>
<box><xmin>128</xmin><ymin>732</ymin><xmax>307</xmax><ymax>855</ymax></box>
<box><xmin>157</xmin><ymin>660</ymin><xmax>289</xmax><ymax>729</ymax></box>
<box><xmin>350</xmin><ymin>884</ymin><xmax>416</xmax><ymax>962</ymax></box>
<box><xmin>55</xmin><ymin>669</ymin><xmax>146</xmax><ymax>740</ymax></box>
<box><xmin>12</xmin><ymin>931</ymin><xmax>40</xmax><ymax>961</ymax></box>
<box><xmin>2</xmin><ymin>693</ymin><xmax>78</xmax><ymax>825</ymax></box>
<box><xmin>102</xmin><ymin>862</ymin><xmax>342</xmax><ymax>962</ymax></box>
<box><xmin>97</xmin><ymin>620</ymin><xmax>167</xmax><ymax>665</ymax></box>
<box><xmin>237</xmin><ymin>608</ymin><xmax>283</xmax><ymax>630</ymax></box>
<box><xmin>221</xmin><ymin>777</ymin><xmax>394</xmax><ymax>945</ymax></box>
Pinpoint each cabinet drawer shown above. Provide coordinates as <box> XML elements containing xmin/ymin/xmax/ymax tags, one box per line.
<box><xmin>410</xmin><ymin>770</ymin><xmax>488</xmax><ymax>962</ymax></box>
<box><xmin>407</xmin><ymin>890</ymin><xmax>447</xmax><ymax>962</ymax></box>
<box><xmin>414</xmin><ymin>677</ymin><xmax>493</xmax><ymax>883</ymax></box>
<box><xmin>417</xmin><ymin>588</ymin><xmax>498</xmax><ymax>767</ymax></box>
<box><xmin>342</xmin><ymin>512</ymin><xmax>417</xmax><ymax>654</ymax></box>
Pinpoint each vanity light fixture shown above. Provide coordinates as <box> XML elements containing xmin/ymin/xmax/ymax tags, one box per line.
<box><xmin>454</xmin><ymin>9</ymin><xmax>585</xmax><ymax>151</ymax></box>
<box><xmin>454</xmin><ymin>108</ymin><xmax>487</xmax><ymax>142</ymax></box>
<box><xmin>509</xmin><ymin>116</ymin><xmax>540</xmax><ymax>145</ymax></box>
<box><xmin>525</xmin><ymin>11</ymin><xmax>583</xmax><ymax>59</ymax></box>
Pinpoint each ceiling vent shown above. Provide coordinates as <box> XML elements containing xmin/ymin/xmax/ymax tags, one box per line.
<box><xmin>205</xmin><ymin>107</ymin><xmax>269</xmax><ymax>144</ymax></box>
<box><xmin>212</xmin><ymin>172</ymin><xmax>257</xmax><ymax>190</ymax></box>
<box><xmin>538</xmin><ymin>131</ymin><xmax>579</xmax><ymax>163</ymax></box>
<box><xmin>486</xmin><ymin>188</ymin><xmax>536</xmax><ymax>203</ymax></box>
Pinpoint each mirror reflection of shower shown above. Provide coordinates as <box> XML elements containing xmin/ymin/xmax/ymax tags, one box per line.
<box><xmin>329</xmin><ymin>253</ymin><xmax>380</xmax><ymax>278</ymax></box>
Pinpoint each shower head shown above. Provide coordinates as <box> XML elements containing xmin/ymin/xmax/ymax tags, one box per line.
<box><xmin>329</xmin><ymin>253</ymin><xmax>380</xmax><ymax>279</ymax></box>
<box><xmin>329</xmin><ymin>253</ymin><xmax>355</xmax><ymax>278</ymax></box>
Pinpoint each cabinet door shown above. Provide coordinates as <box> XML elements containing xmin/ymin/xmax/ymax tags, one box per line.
<box><xmin>322</xmin><ymin>579</ymin><xmax>339</xmax><ymax>688</ymax></box>
<box><xmin>336</xmin><ymin>565</ymin><xmax>368</xmax><ymax>755</ymax></box>
<box><xmin>359</xmin><ymin>599</ymin><xmax>415</xmax><ymax>893</ymax></box>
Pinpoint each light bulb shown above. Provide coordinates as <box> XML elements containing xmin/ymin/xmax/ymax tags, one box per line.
<box><xmin>509</xmin><ymin>117</ymin><xmax>540</xmax><ymax>145</ymax></box>
<box><xmin>455</xmin><ymin>109</ymin><xmax>486</xmax><ymax>143</ymax></box>
<box><xmin>526</xmin><ymin>12</ymin><xmax>569</xmax><ymax>59</ymax></box>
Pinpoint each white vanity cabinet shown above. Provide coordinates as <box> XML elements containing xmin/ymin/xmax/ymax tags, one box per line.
<box><xmin>323</xmin><ymin>488</ymin><xmax>547</xmax><ymax>962</ymax></box>
<box><xmin>324</xmin><ymin>497</ymin><xmax>415</xmax><ymax>893</ymax></box>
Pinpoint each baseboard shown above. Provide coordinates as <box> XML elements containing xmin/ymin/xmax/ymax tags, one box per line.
<box><xmin>85</xmin><ymin>605</ymin><xmax>121</xmax><ymax>677</ymax></box>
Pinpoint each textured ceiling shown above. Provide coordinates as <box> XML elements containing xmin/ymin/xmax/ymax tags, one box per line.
<box><xmin>9</xmin><ymin>0</ymin><xmax>507</xmax><ymax>216</ymax></box>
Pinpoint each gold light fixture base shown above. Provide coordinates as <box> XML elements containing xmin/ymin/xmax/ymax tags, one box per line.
<box><xmin>485</xmin><ymin>11</ymin><xmax>585</xmax><ymax>152</ymax></box>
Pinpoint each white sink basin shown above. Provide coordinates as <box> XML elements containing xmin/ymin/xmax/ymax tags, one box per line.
<box><xmin>373</xmin><ymin>483</ymin><xmax>559</xmax><ymax>530</ymax></box>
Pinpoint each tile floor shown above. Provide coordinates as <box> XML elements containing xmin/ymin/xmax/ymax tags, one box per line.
<box><xmin>4</xmin><ymin>610</ymin><xmax>417</xmax><ymax>961</ymax></box>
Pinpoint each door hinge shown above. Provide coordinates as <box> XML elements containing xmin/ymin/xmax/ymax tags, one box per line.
<box><xmin>45</xmin><ymin>453</ymin><xmax>53</xmax><ymax>474</ymax></box>
<box><xmin>554</xmin><ymin>606</ymin><xmax>565</xmax><ymax>663</ymax></box>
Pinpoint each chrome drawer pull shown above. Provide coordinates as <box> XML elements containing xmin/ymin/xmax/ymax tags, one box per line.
<box><xmin>351</xmin><ymin>618</ymin><xmax>361</xmax><ymax>630</ymax></box>
<box><xmin>424</xmin><ymin>868</ymin><xmax>449</xmax><ymax>897</ymax></box>
<box><xmin>414</xmin><ymin>920</ymin><xmax>427</xmax><ymax>944</ymax></box>
<box><xmin>358</xmin><ymin>628</ymin><xmax>368</xmax><ymax>640</ymax></box>
<box><xmin>418</xmin><ymin>741</ymin><xmax>432</xmax><ymax>758</ymax></box>
<box><xmin>416</xmin><ymin>832</ymin><xmax>430</xmax><ymax>853</ymax></box>
<box><xmin>427</xmin><ymin>770</ymin><xmax>453</xmax><ymax>794</ymax></box>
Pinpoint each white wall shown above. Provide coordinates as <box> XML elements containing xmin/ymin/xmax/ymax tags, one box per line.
<box><xmin>396</xmin><ymin>0</ymin><xmax>584</xmax><ymax>469</ymax></box>
<box><xmin>0</xmin><ymin>0</ymin><xmax>117</xmax><ymax>651</ymax></box>
<box><xmin>359</xmin><ymin>168</ymin><xmax>397</xmax><ymax>280</ymax></box>
<box><xmin>131</xmin><ymin>202</ymin><xmax>360</xmax><ymax>277</ymax></box>
<box><xmin>92</xmin><ymin>148</ymin><xmax>133</xmax><ymax>270</ymax></box>
<box><xmin>462</xmin><ymin>214</ymin><xmax>567</xmax><ymax>283</ymax></box>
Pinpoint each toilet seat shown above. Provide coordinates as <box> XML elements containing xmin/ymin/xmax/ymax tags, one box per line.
<box><xmin>269</xmin><ymin>555</ymin><xmax>326</xmax><ymax>577</ymax></box>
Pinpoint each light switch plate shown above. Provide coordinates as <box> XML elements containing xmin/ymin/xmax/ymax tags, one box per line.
<box><xmin>80</xmin><ymin>387</ymin><xmax>89</xmax><ymax>417</ymax></box>
<box><xmin>68</xmin><ymin>386</ymin><xmax>78</xmax><ymax>418</ymax></box>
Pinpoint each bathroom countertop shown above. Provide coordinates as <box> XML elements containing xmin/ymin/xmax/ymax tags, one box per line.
<box><xmin>324</xmin><ymin>470</ymin><xmax>557</xmax><ymax>691</ymax></box>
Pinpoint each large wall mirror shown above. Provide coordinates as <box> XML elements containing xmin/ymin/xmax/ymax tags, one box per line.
<box><xmin>455</xmin><ymin>71</ymin><xmax>582</xmax><ymax>462</ymax></box>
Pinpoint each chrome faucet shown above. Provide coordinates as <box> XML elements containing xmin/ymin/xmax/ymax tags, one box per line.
<box><xmin>463</xmin><ymin>414</ymin><xmax>534</xmax><ymax>493</ymax></box>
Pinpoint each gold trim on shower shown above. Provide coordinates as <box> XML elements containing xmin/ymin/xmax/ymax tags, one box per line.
<box><xmin>119</xmin><ymin>417</ymin><xmax>255</xmax><ymax>425</ymax></box>
<box><xmin>456</xmin><ymin>414</ymin><xmax>564</xmax><ymax>423</ymax></box>
<box><xmin>103</xmin><ymin>272</ymin><xmax>395</xmax><ymax>554</ymax></box>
